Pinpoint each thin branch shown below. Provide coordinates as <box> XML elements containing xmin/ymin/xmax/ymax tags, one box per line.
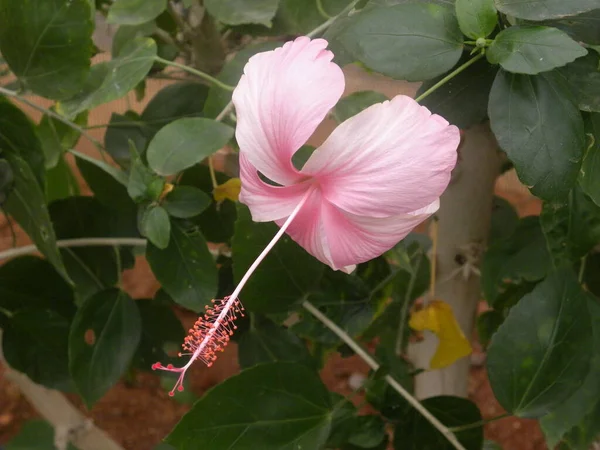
<box><xmin>154</xmin><ymin>57</ymin><xmax>234</xmax><ymax>91</ymax></box>
<box><xmin>306</xmin><ymin>0</ymin><xmax>360</xmax><ymax>38</ymax></box>
<box><xmin>302</xmin><ymin>300</ymin><xmax>467</xmax><ymax>450</ymax></box>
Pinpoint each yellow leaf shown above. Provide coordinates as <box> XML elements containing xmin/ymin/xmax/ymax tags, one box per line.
<box><xmin>409</xmin><ymin>300</ymin><xmax>472</xmax><ymax>369</ymax></box>
<box><xmin>213</xmin><ymin>178</ymin><xmax>241</xmax><ymax>202</ymax></box>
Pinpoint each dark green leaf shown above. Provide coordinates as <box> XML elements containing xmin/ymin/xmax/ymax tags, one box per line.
<box><xmin>112</xmin><ymin>21</ymin><xmax>157</xmax><ymax>57</ymax></box>
<box><xmin>238</xmin><ymin>315</ymin><xmax>314</xmax><ymax>369</ymax></box>
<box><xmin>37</xmin><ymin>111</ymin><xmax>87</xmax><ymax>169</ymax></box>
<box><xmin>76</xmin><ymin>156</ymin><xmax>134</xmax><ymax>212</ymax></box>
<box><xmin>291</xmin><ymin>145</ymin><xmax>316</xmax><ymax>171</ymax></box>
<box><xmin>487</xmin><ymin>269</ymin><xmax>593</xmax><ymax>417</ymax></box>
<box><xmin>104</xmin><ymin>111</ymin><xmax>149</xmax><ymax>169</ymax></box>
<box><xmin>559</xmin><ymin>52</ymin><xmax>600</xmax><ymax>113</ymax></box>
<box><xmin>336</xmin><ymin>3</ymin><xmax>464</xmax><ymax>81</ymax></box>
<box><xmin>481</xmin><ymin>216</ymin><xmax>551</xmax><ymax>304</ymax></box>
<box><xmin>455</xmin><ymin>0</ymin><xmax>498</xmax><ymax>39</ymax></box>
<box><xmin>488</xmin><ymin>70</ymin><xmax>585</xmax><ymax>199</ymax></box>
<box><xmin>44</xmin><ymin>155</ymin><xmax>80</xmax><ymax>204</ymax></box>
<box><xmin>4</xmin><ymin>154</ymin><xmax>69</xmax><ymax>282</ymax></box>
<box><xmin>166</xmin><ymin>362</ymin><xmax>332</xmax><ymax>450</ymax></box>
<box><xmin>487</xmin><ymin>26</ymin><xmax>587</xmax><ymax>75</ymax></box>
<box><xmin>476</xmin><ymin>309</ymin><xmax>503</xmax><ymax>349</ymax></box>
<box><xmin>393</xmin><ymin>396</ymin><xmax>483</xmax><ymax>450</ymax></box>
<box><xmin>417</xmin><ymin>55</ymin><xmax>497</xmax><ymax>128</ymax></box>
<box><xmin>331</xmin><ymin>91</ymin><xmax>389</xmax><ymax>124</ymax></box>
<box><xmin>494</xmin><ymin>0</ymin><xmax>599</xmax><ymax>21</ymax></box>
<box><xmin>69</xmin><ymin>288</ymin><xmax>142</xmax><ymax>407</ymax></box>
<box><xmin>232</xmin><ymin>204</ymin><xmax>324</xmax><ymax>312</ymax></box>
<box><xmin>347</xmin><ymin>415</ymin><xmax>386</xmax><ymax>448</ymax></box>
<box><xmin>141</xmin><ymin>205</ymin><xmax>171</xmax><ymax>249</ymax></box>
<box><xmin>274</xmin><ymin>0</ymin><xmax>351</xmax><ymax>35</ymax></box>
<box><xmin>147</xmin><ymin>118</ymin><xmax>233</xmax><ymax>176</ymax></box>
<box><xmin>162</xmin><ymin>185</ymin><xmax>211</xmax><ymax>218</ymax></box>
<box><xmin>0</xmin><ymin>96</ymin><xmax>46</xmax><ymax>187</ymax></box>
<box><xmin>58</xmin><ymin>37</ymin><xmax>157</xmax><ymax>117</ymax></box>
<box><xmin>579</xmin><ymin>113</ymin><xmax>600</xmax><ymax>205</ymax></box>
<box><xmin>205</xmin><ymin>0</ymin><xmax>279</xmax><ymax>27</ymax></box>
<box><xmin>489</xmin><ymin>196</ymin><xmax>519</xmax><ymax>243</ymax></box>
<box><xmin>146</xmin><ymin>222</ymin><xmax>218</xmax><ymax>312</ymax></box>
<box><xmin>0</xmin><ymin>158</ymin><xmax>14</xmax><ymax>204</ymax></box>
<box><xmin>327</xmin><ymin>394</ymin><xmax>358</xmax><ymax>448</ymax></box>
<box><xmin>3</xmin><ymin>309</ymin><xmax>71</xmax><ymax>390</ymax></box>
<box><xmin>542</xmin><ymin>9</ymin><xmax>600</xmax><ymax>45</ymax></box>
<box><xmin>128</xmin><ymin>147</ymin><xmax>165</xmax><ymax>203</ymax></box>
<box><xmin>0</xmin><ymin>0</ymin><xmax>93</xmax><ymax>99</ymax></box>
<box><xmin>540</xmin><ymin>297</ymin><xmax>600</xmax><ymax>448</ymax></box>
<box><xmin>5</xmin><ymin>420</ymin><xmax>77</xmax><ymax>450</ymax></box>
<box><xmin>559</xmin><ymin>400</ymin><xmax>600</xmax><ymax>450</ymax></box>
<box><xmin>107</xmin><ymin>0</ymin><xmax>167</xmax><ymax>25</ymax></box>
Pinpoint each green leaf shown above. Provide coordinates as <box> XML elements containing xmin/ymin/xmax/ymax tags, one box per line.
<box><xmin>58</xmin><ymin>37</ymin><xmax>157</xmax><ymax>117</ymax></box>
<box><xmin>166</xmin><ymin>362</ymin><xmax>332</xmax><ymax>450</ymax></box>
<box><xmin>559</xmin><ymin>400</ymin><xmax>600</xmax><ymax>450</ymax></box>
<box><xmin>162</xmin><ymin>185</ymin><xmax>211</xmax><ymax>219</ymax></box>
<box><xmin>489</xmin><ymin>196</ymin><xmax>519</xmax><ymax>243</ymax></box>
<box><xmin>232</xmin><ymin>204</ymin><xmax>324</xmax><ymax>312</ymax></box>
<box><xmin>112</xmin><ymin>21</ymin><xmax>157</xmax><ymax>57</ymax></box>
<box><xmin>542</xmin><ymin>9</ymin><xmax>600</xmax><ymax>46</ymax></box>
<box><xmin>0</xmin><ymin>0</ymin><xmax>93</xmax><ymax>99</ymax></box>
<box><xmin>44</xmin><ymin>154</ymin><xmax>80</xmax><ymax>204</ymax></box>
<box><xmin>146</xmin><ymin>222</ymin><xmax>218</xmax><ymax>312</ymax></box>
<box><xmin>540</xmin><ymin>297</ymin><xmax>600</xmax><ymax>448</ymax></box>
<box><xmin>6</xmin><ymin>420</ymin><xmax>77</xmax><ymax>450</ymax></box>
<box><xmin>393</xmin><ymin>396</ymin><xmax>483</xmax><ymax>450</ymax></box>
<box><xmin>205</xmin><ymin>0</ymin><xmax>280</xmax><ymax>27</ymax></box>
<box><xmin>579</xmin><ymin>113</ymin><xmax>600</xmax><ymax>205</ymax></box>
<box><xmin>147</xmin><ymin>118</ymin><xmax>233</xmax><ymax>176</ymax></box>
<box><xmin>417</xmin><ymin>55</ymin><xmax>497</xmax><ymax>129</ymax></box>
<box><xmin>104</xmin><ymin>111</ymin><xmax>149</xmax><ymax>169</ymax></box>
<box><xmin>273</xmin><ymin>0</ymin><xmax>351</xmax><ymax>35</ymax></box>
<box><xmin>69</xmin><ymin>288</ymin><xmax>142</xmax><ymax>407</ymax></box>
<box><xmin>0</xmin><ymin>158</ymin><xmax>14</xmax><ymax>204</ymax></box>
<box><xmin>476</xmin><ymin>309</ymin><xmax>503</xmax><ymax>349</ymax></box>
<box><xmin>331</xmin><ymin>91</ymin><xmax>389</xmax><ymax>124</ymax></box>
<box><xmin>3</xmin><ymin>154</ymin><xmax>69</xmax><ymax>283</ymax></box>
<box><xmin>37</xmin><ymin>111</ymin><xmax>87</xmax><ymax>169</ymax></box>
<box><xmin>486</xmin><ymin>269</ymin><xmax>593</xmax><ymax>417</ymax></box>
<box><xmin>238</xmin><ymin>316</ymin><xmax>314</xmax><ymax>369</ymax></box>
<box><xmin>107</xmin><ymin>0</ymin><xmax>167</xmax><ymax>25</ymax></box>
<box><xmin>0</xmin><ymin>255</ymin><xmax>75</xmax><ymax>318</ymax></box>
<box><xmin>0</xmin><ymin>96</ymin><xmax>46</xmax><ymax>187</ymax></box>
<box><xmin>347</xmin><ymin>415</ymin><xmax>387</xmax><ymax>448</ymax></box>
<box><xmin>488</xmin><ymin>70</ymin><xmax>585</xmax><ymax>200</ymax></box>
<box><xmin>128</xmin><ymin>148</ymin><xmax>165</xmax><ymax>203</ymax></box>
<box><xmin>481</xmin><ymin>216</ymin><xmax>551</xmax><ymax>304</ymax></box>
<box><xmin>455</xmin><ymin>0</ymin><xmax>498</xmax><ymax>39</ymax></box>
<box><xmin>3</xmin><ymin>309</ymin><xmax>72</xmax><ymax>391</ymax></box>
<box><xmin>203</xmin><ymin>42</ymin><xmax>282</xmax><ymax>118</ymax></box>
<box><xmin>494</xmin><ymin>0</ymin><xmax>599</xmax><ymax>21</ymax></box>
<box><xmin>559</xmin><ymin>52</ymin><xmax>600</xmax><ymax>113</ymax></box>
<box><xmin>487</xmin><ymin>26</ymin><xmax>587</xmax><ymax>75</ymax></box>
<box><xmin>141</xmin><ymin>205</ymin><xmax>171</xmax><ymax>249</ymax></box>
<box><xmin>336</xmin><ymin>3</ymin><xmax>464</xmax><ymax>81</ymax></box>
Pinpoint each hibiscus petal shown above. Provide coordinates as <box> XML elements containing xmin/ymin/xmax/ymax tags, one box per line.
<box><xmin>321</xmin><ymin>200</ymin><xmax>439</xmax><ymax>269</ymax></box>
<box><xmin>302</xmin><ymin>95</ymin><xmax>459</xmax><ymax>217</ymax></box>
<box><xmin>232</xmin><ymin>36</ymin><xmax>345</xmax><ymax>186</ymax></box>
<box><xmin>239</xmin><ymin>153</ymin><xmax>311</xmax><ymax>222</ymax></box>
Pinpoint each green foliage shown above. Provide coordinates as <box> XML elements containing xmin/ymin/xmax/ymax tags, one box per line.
<box><xmin>107</xmin><ymin>0</ymin><xmax>167</xmax><ymax>25</ymax></box>
<box><xmin>494</xmin><ymin>0</ymin><xmax>599</xmax><ymax>21</ymax></box>
<box><xmin>455</xmin><ymin>0</ymin><xmax>498</xmax><ymax>39</ymax></box>
<box><xmin>6</xmin><ymin>420</ymin><xmax>77</xmax><ymax>450</ymax></box>
<box><xmin>205</xmin><ymin>0</ymin><xmax>280</xmax><ymax>27</ymax></box>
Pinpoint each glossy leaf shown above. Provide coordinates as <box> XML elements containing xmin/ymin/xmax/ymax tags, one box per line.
<box><xmin>3</xmin><ymin>154</ymin><xmax>69</xmax><ymax>283</ymax></box>
<box><xmin>69</xmin><ymin>288</ymin><xmax>142</xmax><ymax>407</ymax></box>
<box><xmin>58</xmin><ymin>37</ymin><xmax>157</xmax><ymax>117</ymax></box>
<box><xmin>146</xmin><ymin>222</ymin><xmax>218</xmax><ymax>312</ymax></box>
<box><xmin>167</xmin><ymin>362</ymin><xmax>332</xmax><ymax>450</ymax></box>
<box><xmin>331</xmin><ymin>91</ymin><xmax>389</xmax><ymax>124</ymax></box>
<box><xmin>579</xmin><ymin>113</ymin><xmax>600</xmax><ymax>205</ymax></box>
<box><xmin>487</xmin><ymin>270</ymin><xmax>593</xmax><ymax>417</ymax></box>
<box><xmin>232</xmin><ymin>205</ymin><xmax>324</xmax><ymax>312</ymax></box>
<box><xmin>0</xmin><ymin>0</ymin><xmax>93</xmax><ymax>99</ymax></box>
<box><xmin>336</xmin><ymin>3</ymin><xmax>463</xmax><ymax>81</ymax></box>
<box><xmin>205</xmin><ymin>0</ymin><xmax>279</xmax><ymax>27</ymax></box>
<box><xmin>455</xmin><ymin>0</ymin><xmax>498</xmax><ymax>39</ymax></box>
<box><xmin>393</xmin><ymin>396</ymin><xmax>483</xmax><ymax>450</ymax></box>
<box><xmin>559</xmin><ymin>52</ymin><xmax>600</xmax><ymax>113</ymax></box>
<box><xmin>487</xmin><ymin>26</ymin><xmax>587</xmax><ymax>75</ymax></box>
<box><xmin>3</xmin><ymin>309</ymin><xmax>72</xmax><ymax>391</ymax></box>
<box><xmin>162</xmin><ymin>186</ymin><xmax>212</xmax><ymax>218</ymax></box>
<box><xmin>107</xmin><ymin>0</ymin><xmax>167</xmax><ymax>25</ymax></box>
<box><xmin>140</xmin><ymin>204</ymin><xmax>171</xmax><ymax>249</ymax></box>
<box><xmin>238</xmin><ymin>316</ymin><xmax>315</xmax><ymax>369</ymax></box>
<box><xmin>494</xmin><ymin>0</ymin><xmax>599</xmax><ymax>21</ymax></box>
<box><xmin>488</xmin><ymin>70</ymin><xmax>584</xmax><ymax>200</ymax></box>
<box><xmin>147</xmin><ymin>117</ymin><xmax>233</xmax><ymax>176</ymax></box>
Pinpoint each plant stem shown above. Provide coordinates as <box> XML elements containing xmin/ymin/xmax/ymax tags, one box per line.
<box><xmin>448</xmin><ymin>413</ymin><xmax>510</xmax><ymax>433</ymax></box>
<box><xmin>0</xmin><ymin>86</ymin><xmax>107</xmax><ymax>159</ymax></box>
<box><xmin>307</xmin><ymin>0</ymin><xmax>360</xmax><ymax>38</ymax></box>
<box><xmin>154</xmin><ymin>57</ymin><xmax>234</xmax><ymax>91</ymax></box>
<box><xmin>579</xmin><ymin>254</ymin><xmax>588</xmax><ymax>283</ymax></box>
<box><xmin>316</xmin><ymin>0</ymin><xmax>332</xmax><ymax>19</ymax></box>
<box><xmin>395</xmin><ymin>253</ymin><xmax>423</xmax><ymax>355</ymax></box>
<box><xmin>302</xmin><ymin>300</ymin><xmax>467</xmax><ymax>450</ymax></box>
<box><xmin>414</xmin><ymin>53</ymin><xmax>485</xmax><ymax>103</ymax></box>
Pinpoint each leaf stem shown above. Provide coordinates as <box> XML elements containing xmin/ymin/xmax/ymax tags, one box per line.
<box><xmin>302</xmin><ymin>300</ymin><xmax>467</xmax><ymax>450</ymax></box>
<box><xmin>316</xmin><ymin>0</ymin><xmax>332</xmax><ymax>19</ymax></box>
<box><xmin>395</xmin><ymin>253</ymin><xmax>423</xmax><ymax>355</ymax></box>
<box><xmin>0</xmin><ymin>86</ymin><xmax>107</xmax><ymax>159</ymax></box>
<box><xmin>448</xmin><ymin>413</ymin><xmax>510</xmax><ymax>433</ymax></box>
<box><xmin>414</xmin><ymin>52</ymin><xmax>485</xmax><ymax>103</ymax></box>
<box><xmin>307</xmin><ymin>0</ymin><xmax>360</xmax><ymax>38</ymax></box>
<box><xmin>579</xmin><ymin>254</ymin><xmax>588</xmax><ymax>283</ymax></box>
<box><xmin>154</xmin><ymin>57</ymin><xmax>234</xmax><ymax>91</ymax></box>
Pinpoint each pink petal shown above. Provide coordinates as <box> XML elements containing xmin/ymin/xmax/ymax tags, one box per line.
<box><xmin>239</xmin><ymin>153</ymin><xmax>311</xmax><ymax>222</ymax></box>
<box><xmin>302</xmin><ymin>95</ymin><xmax>459</xmax><ymax>217</ymax></box>
<box><xmin>321</xmin><ymin>200</ymin><xmax>439</xmax><ymax>269</ymax></box>
<box><xmin>232</xmin><ymin>37</ymin><xmax>345</xmax><ymax>186</ymax></box>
